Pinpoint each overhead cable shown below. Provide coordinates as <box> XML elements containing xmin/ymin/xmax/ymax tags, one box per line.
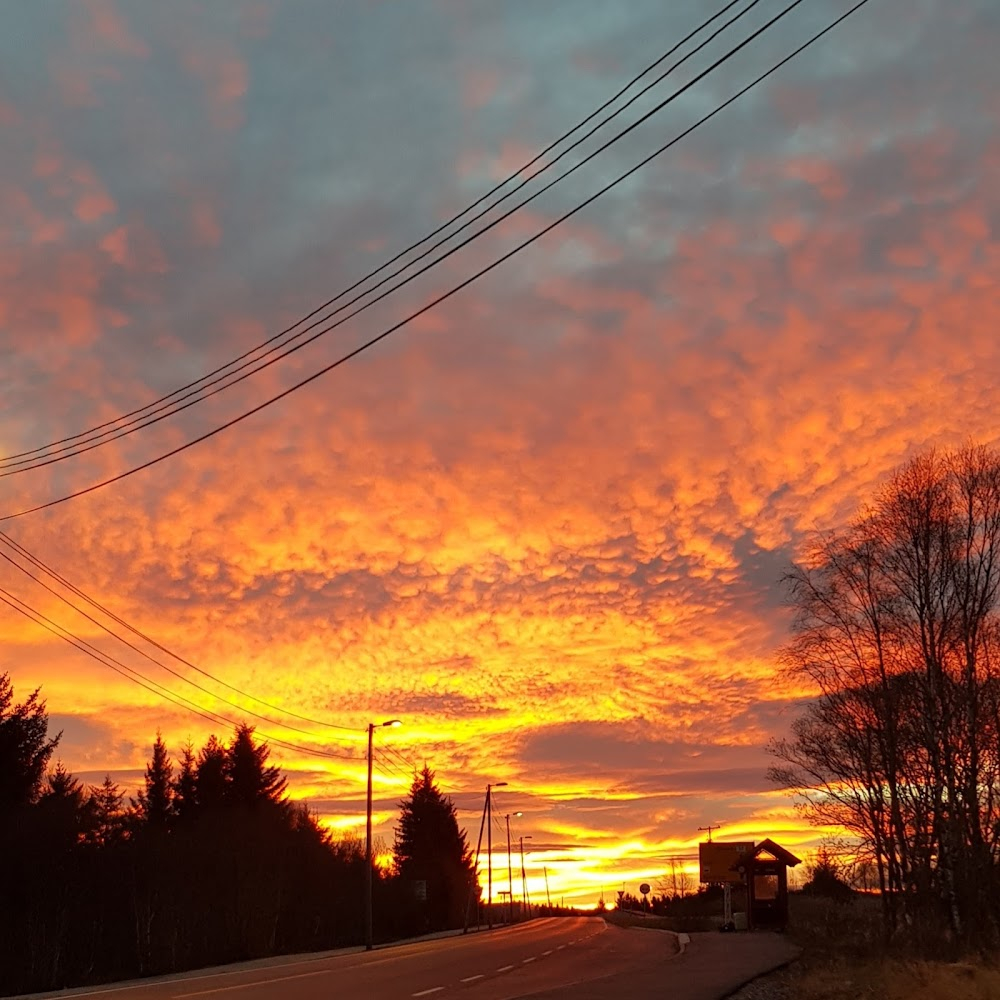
<box><xmin>0</xmin><ymin>0</ymin><xmax>874</xmax><ymax>521</ymax></box>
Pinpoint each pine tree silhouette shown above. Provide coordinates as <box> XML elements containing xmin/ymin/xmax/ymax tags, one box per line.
<box><xmin>0</xmin><ymin>672</ymin><xmax>61</xmax><ymax>810</ymax></box>
<box><xmin>394</xmin><ymin>766</ymin><xmax>476</xmax><ymax>931</ymax></box>
<box><xmin>133</xmin><ymin>732</ymin><xmax>173</xmax><ymax>827</ymax></box>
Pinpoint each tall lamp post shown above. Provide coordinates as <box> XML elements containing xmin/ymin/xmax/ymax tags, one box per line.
<box><xmin>519</xmin><ymin>835</ymin><xmax>532</xmax><ymax>919</ymax></box>
<box><xmin>486</xmin><ymin>782</ymin><xmax>507</xmax><ymax>929</ymax></box>
<box><xmin>366</xmin><ymin>719</ymin><xmax>401</xmax><ymax>951</ymax></box>
<box><xmin>505</xmin><ymin>811</ymin><xmax>522</xmax><ymax>924</ymax></box>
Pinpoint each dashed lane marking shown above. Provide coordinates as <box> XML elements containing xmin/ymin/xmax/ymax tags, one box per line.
<box><xmin>497</xmin><ymin>965</ymin><xmax>514</xmax><ymax>973</ymax></box>
<box><xmin>522</xmin><ymin>957</ymin><xmax>536</xmax><ymax>964</ymax></box>
<box><xmin>543</xmin><ymin>950</ymin><xmax>553</xmax><ymax>956</ymax></box>
<box><xmin>412</xmin><ymin>989</ymin><xmax>443</xmax><ymax>997</ymax></box>
<box><xmin>460</xmin><ymin>974</ymin><xmax>484</xmax><ymax>983</ymax></box>
<box><xmin>175</xmin><ymin>968</ymin><xmax>332</xmax><ymax>997</ymax></box>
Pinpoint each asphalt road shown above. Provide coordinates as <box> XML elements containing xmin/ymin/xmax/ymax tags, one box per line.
<box><xmin>21</xmin><ymin>918</ymin><xmax>679</xmax><ymax>1000</ymax></box>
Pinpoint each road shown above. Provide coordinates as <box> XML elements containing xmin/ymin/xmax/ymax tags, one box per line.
<box><xmin>20</xmin><ymin>918</ymin><xmax>678</xmax><ymax>1000</ymax></box>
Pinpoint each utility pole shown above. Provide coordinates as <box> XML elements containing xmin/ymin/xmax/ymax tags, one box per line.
<box><xmin>698</xmin><ymin>824</ymin><xmax>721</xmax><ymax>843</ymax></box>
<box><xmin>544</xmin><ymin>866</ymin><xmax>552</xmax><ymax>908</ymax></box>
<box><xmin>487</xmin><ymin>787</ymin><xmax>493</xmax><ymax>929</ymax></box>
<box><xmin>505</xmin><ymin>813</ymin><xmax>514</xmax><ymax>924</ymax></box>
<box><xmin>486</xmin><ymin>782</ymin><xmax>507</xmax><ymax>929</ymax></box>
<box><xmin>365</xmin><ymin>719</ymin><xmax>401</xmax><ymax>952</ymax></box>
<box><xmin>463</xmin><ymin>789</ymin><xmax>489</xmax><ymax>933</ymax></box>
<box><xmin>519</xmin><ymin>836</ymin><xmax>531</xmax><ymax>919</ymax></box>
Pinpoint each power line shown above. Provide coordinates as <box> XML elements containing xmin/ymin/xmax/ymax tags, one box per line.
<box><xmin>381</xmin><ymin>744</ymin><xmax>417</xmax><ymax>773</ymax></box>
<box><xmin>0</xmin><ymin>530</ymin><xmax>363</xmax><ymax>735</ymax></box>
<box><xmin>0</xmin><ymin>543</ymin><xmax>363</xmax><ymax>744</ymax></box>
<box><xmin>0</xmin><ymin>587</ymin><xmax>362</xmax><ymax>761</ymax></box>
<box><xmin>2</xmin><ymin>0</ymin><xmax>861</xmax><ymax>522</ymax></box>
<box><xmin>1</xmin><ymin>0</ymin><xmax>748</xmax><ymax>470</ymax></box>
<box><xmin>1</xmin><ymin>0</ymin><xmax>765</xmax><ymax>479</ymax></box>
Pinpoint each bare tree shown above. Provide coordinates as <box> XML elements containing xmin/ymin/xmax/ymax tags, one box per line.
<box><xmin>770</xmin><ymin>445</ymin><xmax>1000</xmax><ymax>951</ymax></box>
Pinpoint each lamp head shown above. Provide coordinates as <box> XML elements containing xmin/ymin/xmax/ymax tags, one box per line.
<box><xmin>382</xmin><ymin>719</ymin><xmax>402</xmax><ymax>728</ymax></box>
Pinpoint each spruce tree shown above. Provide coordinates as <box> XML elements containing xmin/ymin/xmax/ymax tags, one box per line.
<box><xmin>88</xmin><ymin>775</ymin><xmax>126</xmax><ymax>846</ymax></box>
<box><xmin>195</xmin><ymin>734</ymin><xmax>228</xmax><ymax>811</ymax></box>
<box><xmin>393</xmin><ymin>766</ymin><xmax>477</xmax><ymax>931</ymax></box>
<box><xmin>225</xmin><ymin>724</ymin><xmax>287</xmax><ymax>810</ymax></box>
<box><xmin>134</xmin><ymin>732</ymin><xmax>173</xmax><ymax>828</ymax></box>
<box><xmin>0</xmin><ymin>673</ymin><xmax>61</xmax><ymax>810</ymax></box>
<box><xmin>172</xmin><ymin>741</ymin><xmax>198</xmax><ymax>822</ymax></box>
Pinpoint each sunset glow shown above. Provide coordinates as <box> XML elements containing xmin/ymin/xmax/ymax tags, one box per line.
<box><xmin>2</xmin><ymin>0</ymin><xmax>998</xmax><ymax>907</ymax></box>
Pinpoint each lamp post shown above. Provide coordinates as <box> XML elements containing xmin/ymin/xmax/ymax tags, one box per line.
<box><xmin>519</xmin><ymin>835</ymin><xmax>532</xmax><ymax>920</ymax></box>
<box><xmin>486</xmin><ymin>782</ymin><xmax>507</xmax><ymax>929</ymax></box>
<box><xmin>365</xmin><ymin>719</ymin><xmax>401</xmax><ymax>951</ymax></box>
<box><xmin>504</xmin><ymin>811</ymin><xmax>521</xmax><ymax>924</ymax></box>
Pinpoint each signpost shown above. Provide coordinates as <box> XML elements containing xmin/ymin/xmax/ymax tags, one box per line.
<box><xmin>698</xmin><ymin>841</ymin><xmax>754</xmax><ymax>884</ymax></box>
<box><xmin>699</xmin><ymin>840</ymin><xmax>754</xmax><ymax>932</ymax></box>
<box><xmin>639</xmin><ymin>882</ymin><xmax>650</xmax><ymax>913</ymax></box>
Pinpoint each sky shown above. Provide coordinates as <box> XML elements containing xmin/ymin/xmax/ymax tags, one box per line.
<box><xmin>1</xmin><ymin>0</ymin><xmax>998</xmax><ymax>907</ymax></box>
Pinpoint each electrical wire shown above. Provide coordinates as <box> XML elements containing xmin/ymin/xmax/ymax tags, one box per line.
<box><xmin>1</xmin><ymin>0</ymin><xmax>868</xmax><ymax>522</ymax></box>
<box><xmin>1</xmin><ymin>0</ymin><xmax>749</xmax><ymax>469</ymax></box>
<box><xmin>381</xmin><ymin>744</ymin><xmax>417</xmax><ymax>772</ymax></box>
<box><xmin>0</xmin><ymin>587</ymin><xmax>362</xmax><ymax>761</ymax></box>
<box><xmin>2</xmin><ymin>0</ymin><xmax>767</xmax><ymax>479</ymax></box>
<box><xmin>0</xmin><ymin>544</ymin><xmax>363</xmax><ymax>744</ymax></box>
<box><xmin>0</xmin><ymin>530</ymin><xmax>363</xmax><ymax>735</ymax></box>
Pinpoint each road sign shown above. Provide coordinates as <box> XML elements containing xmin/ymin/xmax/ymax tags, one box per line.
<box><xmin>639</xmin><ymin>883</ymin><xmax>650</xmax><ymax>895</ymax></box>
<box><xmin>698</xmin><ymin>841</ymin><xmax>754</xmax><ymax>884</ymax></box>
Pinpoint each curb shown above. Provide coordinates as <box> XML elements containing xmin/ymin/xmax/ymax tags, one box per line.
<box><xmin>718</xmin><ymin>948</ymin><xmax>802</xmax><ymax>999</ymax></box>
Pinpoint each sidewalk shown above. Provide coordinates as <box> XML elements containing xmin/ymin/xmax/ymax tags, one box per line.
<box><xmin>532</xmin><ymin>929</ymin><xmax>800</xmax><ymax>1000</ymax></box>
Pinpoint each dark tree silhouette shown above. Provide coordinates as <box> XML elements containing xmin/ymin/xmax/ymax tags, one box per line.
<box><xmin>172</xmin><ymin>741</ymin><xmax>197</xmax><ymax>822</ymax></box>
<box><xmin>88</xmin><ymin>775</ymin><xmax>127</xmax><ymax>847</ymax></box>
<box><xmin>226</xmin><ymin>723</ymin><xmax>287</xmax><ymax>809</ymax></box>
<box><xmin>195</xmin><ymin>734</ymin><xmax>227</xmax><ymax>812</ymax></box>
<box><xmin>133</xmin><ymin>731</ymin><xmax>173</xmax><ymax>827</ymax></box>
<box><xmin>0</xmin><ymin>695</ymin><xmax>443</xmax><ymax>995</ymax></box>
<box><xmin>0</xmin><ymin>672</ymin><xmax>60</xmax><ymax>810</ymax></box>
<box><xmin>393</xmin><ymin>766</ymin><xmax>477</xmax><ymax>931</ymax></box>
<box><xmin>770</xmin><ymin>444</ymin><xmax>1000</xmax><ymax>951</ymax></box>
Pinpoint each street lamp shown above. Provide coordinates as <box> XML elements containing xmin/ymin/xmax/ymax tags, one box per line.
<box><xmin>365</xmin><ymin>719</ymin><xmax>401</xmax><ymax>951</ymax></box>
<box><xmin>505</xmin><ymin>811</ymin><xmax>522</xmax><ymax>924</ymax></box>
<box><xmin>486</xmin><ymin>782</ymin><xmax>507</xmax><ymax>929</ymax></box>
<box><xmin>519</xmin><ymin>835</ymin><xmax>533</xmax><ymax>920</ymax></box>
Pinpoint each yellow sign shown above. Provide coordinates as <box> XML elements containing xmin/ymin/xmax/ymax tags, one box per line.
<box><xmin>698</xmin><ymin>841</ymin><xmax>754</xmax><ymax>884</ymax></box>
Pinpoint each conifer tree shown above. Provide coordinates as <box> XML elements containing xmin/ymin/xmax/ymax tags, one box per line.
<box><xmin>88</xmin><ymin>775</ymin><xmax>127</xmax><ymax>846</ymax></box>
<box><xmin>134</xmin><ymin>732</ymin><xmax>173</xmax><ymax>828</ymax></box>
<box><xmin>0</xmin><ymin>673</ymin><xmax>61</xmax><ymax>810</ymax></box>
<box><xmin>39</xmin><ymin>761</ymin><xmax>90</xmax><ymax>845</ymax></box>
<box><xmin>225</xmin><ymin>724</ymin><xmax>287</xmax><ymax>809</ymax></box>
<box><xmin>393</xmin><ymin>766</ymin><xmax>477</xmax><ymax>931</ymax></box>
<box><xmin>172</xmin><ymin>741</ymin><xmax>198</xmax><ymax>822</ymax></box>
<box><xmin>195</xmin><ymin>734</ymin><xmax>227</xmax><ymax>812</ymax></box>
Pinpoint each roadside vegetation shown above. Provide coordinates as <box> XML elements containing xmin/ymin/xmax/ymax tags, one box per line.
<box><xmin>750</xmin><ymin>446</ymin><xmax>1000</xmax><ymax>997</ymax></box>
<box><xmin>0</xmin><ymin>675</ymin><xmax>475</xmax><ymax>997</ymax></box>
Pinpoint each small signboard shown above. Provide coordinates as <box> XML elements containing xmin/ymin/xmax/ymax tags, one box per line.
<box><xmin>698</xmin><ymin>841</ymin><xmax>754</xmax><ymax>884</ymax></box>
<box><xmin>639</xmin><ymin>883</ymin><xmax>650</xmax><ymax>895</ymax></box>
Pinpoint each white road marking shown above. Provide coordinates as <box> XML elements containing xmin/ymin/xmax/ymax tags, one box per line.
<box><xmin>460</xmin><ymin>974</ymin><xmax>484</xmax><ymax>983</ymax></box>
<box><xmin>497</xmin><ymin>964</ymin><xmax>514</xmax><ymax>972</ymax></box>
<box><xmin>542</xmin><ymin>950</ymin><xmax>553</xmax><ymax>956</ymax></box>
<box><xmin>522</xmin><ymin>957</ymin><xmax>536</xmax><ymax>963</ymax></box>
<box><xmin>175</xmin><ymin>968</ymin><xmax>332</xmax><ymax>997</ymax></box>
<box><xmin>412</xmin><ymin>989</ymin><xmax>444</xmax><ymax>997</ymax></box>
<box><xmin>557</xmin><ymin>944</ymin><xmax>566</xmax><ymax>950</ymax></box>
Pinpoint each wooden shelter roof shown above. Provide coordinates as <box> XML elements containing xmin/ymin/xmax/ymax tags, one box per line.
<box><xmin>752</xmin><ymin>838</ymin><xmax>802</xmax><ymax>867</ymax></box>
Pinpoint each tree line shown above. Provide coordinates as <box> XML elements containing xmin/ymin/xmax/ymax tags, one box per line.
<box><xmin>0</xmin><ymin>677</ymin><xmax>476</xmax><ymax>996</ymax></box>
<box><xmin>770</xmin><ymin>444</ymin><xmax>1000</xmax><ymax>953</ymax></box>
